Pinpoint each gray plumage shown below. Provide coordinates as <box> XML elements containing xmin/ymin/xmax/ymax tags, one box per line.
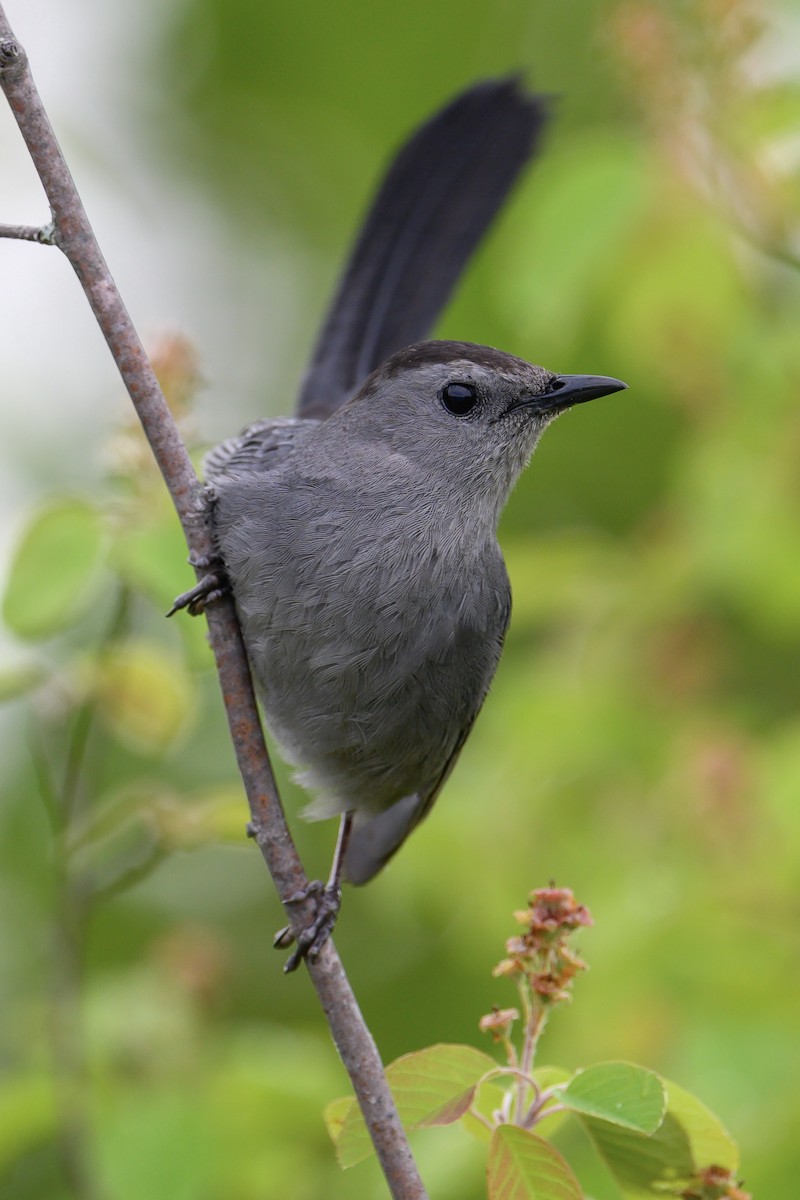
<box><xmin>209</xmin><ymin>343</ymin><xmax>580</xmax><ymax>883</ymax></box>
<box><xmin>204</xmin><ymin>80</ymin><xmax>626</xmax><ymax>887</ymax></box>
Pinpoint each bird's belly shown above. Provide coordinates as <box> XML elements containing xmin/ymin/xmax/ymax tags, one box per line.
<box><xmin>240</xmin><ymin>586</ymin><xmax>498</xmax><ymax>818</ymax></box>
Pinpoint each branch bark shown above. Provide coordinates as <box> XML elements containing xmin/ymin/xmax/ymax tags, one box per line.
<box><xmin>0</xmin><ymin>12</ymin><xmax>427</xmax><ymax>1199</ymax></box>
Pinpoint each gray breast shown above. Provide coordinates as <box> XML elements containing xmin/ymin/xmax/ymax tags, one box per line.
<box><xmin>212</xmin><ymin>464</ymin><xmax>510</xmax><ymax>820</ymax></box>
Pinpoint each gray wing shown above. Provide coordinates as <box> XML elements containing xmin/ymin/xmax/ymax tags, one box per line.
<box><xmin>344</xmin><ymin>591</ymin><xmax>512</xmax><ymax>886</ymax></box>
<box><xmin>204</xmin><ymin>417</ymin><xmax>318</xmax><ymax>482</ymax></box>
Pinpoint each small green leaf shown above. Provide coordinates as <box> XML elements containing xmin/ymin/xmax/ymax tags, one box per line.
<box><xmin>389</xmin><ymin>1043</ymin><xmax>497</xmax><ymax>1128</ymax></box>
<box><xmin>65</xmin><ymin>785</ymin><xmax>227</xmax><ymax>896</ymax></box>
<box><xmin>93</xmin><ymin>638</ymin><xmax>195</xmax><ymax>753</ymax></box>
<box><xmin>561</xmin><ymin>1062</ymin><xmax>665</xmax><ymax>1134</ymax></box>
<box><xmin>323</xmin><ymin>1095</ymin><xmax>351</xmax><ymax>1136</ymax></box>
<box><xmin>581</xmin><ymin>1077</ymin><xmax>738</xmax><ymax>1197</ymax></box>
<box><xmin>487</xmin><ymin>1126</ymin><xmax>582</xmax><ymax>1200</ymax></box>
<box><xmin>177</xmin><ymin>785</ymin><xmax>254</xmax><ymax>846</ymax></box>
<box><xmin>112</xmin><ymin>510</ymin><xmax>193</xmax><ymax>612</ymax></box>
<box><xmin>71</xmin><ymin>785</ymin><xmax>251</xmax><ymax>860</ymax></box>
<box><xmin>2</xmin><ymin>499</ymin><xmax>105</xmax><ymax>639</ymax></box>
<box><xmin>324</xmin><ymin>1097</ymin><xmax>371</xmax><ymax>1169</ymax></box>
<box><xmin>112</xmin><ymin>511</ymin><xmax>216</xmax><ymax>670</ymax></box>
<box><xmin>664</xmin><ymin>1079</ymin><xmax>739</xmax><ymax>1174</ymax></box>
<box><xmin>327</xmin><ymin>1043</ymin><xmax>496</xmax><ymax>1167</ymax></box>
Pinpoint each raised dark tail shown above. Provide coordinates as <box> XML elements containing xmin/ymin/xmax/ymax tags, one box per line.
<box><xmin>296</xmin><ymin>76</ymin><xmax>549</xmax><ymax>419</ymax></box>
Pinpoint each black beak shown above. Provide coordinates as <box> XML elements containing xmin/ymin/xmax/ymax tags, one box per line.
<box><xmin>512</xmin><ymin>374</ymin><xmax>628</xmax><ymax>415</ymax></box>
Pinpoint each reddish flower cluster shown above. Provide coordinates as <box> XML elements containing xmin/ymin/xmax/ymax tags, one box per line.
<box><xmin>521</xmin><ymin>887</ymin><xmax>593</xmax><ymax>938</ymax></box>
<box><xmin>492</xmin><ymin>887</ymin><xmax>593</xmax><ymax>1003</ymax></box>
<box><xmin>477</xmin><ymin>1006</ymin><xmax>519</xmax><ymax>1042</ymax></box>
<box><xmin>681</xmin><ymin>1164</ymin><xmax>751</xmax><ymax>1200</ymax></box>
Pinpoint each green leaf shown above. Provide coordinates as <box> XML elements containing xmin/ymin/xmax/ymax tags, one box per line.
<box><xmin>112</xmin><ymin>511</ymin><xmax>213</xmax><ymax>671</ymax></box>
<box><xmin>93</xmin><ymin>638</ymin><xmax>196</xmax><ymax>753</ymax></box>
<box><xmin>487</xmin><ymin>1126</ymin><xmax>583</xmax><ymax>1200</ymax></box>
<box><xmin>2</xmin><ymin>499</ymin><xmax>105</xmax><ymax>639</ymax></box>
<box><xmin>69</xmin><ymin>783</ymin><xmax>252</xmax><ymax>865</ymax></box>
<box><xmin>388</xmin><ymin>1043</ymin><xmax>497</xmax><ymax>1128</ymax></box>
<box><xmin>580</xmin><ymin>1077</ymin><xmax>738</xmax><ymax>1198</ymax></box>
<box><xmin>323</xmin><ymin>1097</ymin><xmax>370</xmax><ymax>1169</ymax></box>
<box><xmin>326</xmin><ymin>1043</ymin><xmax>496</xmax><ymax>1167</ymax></box>
<box><xmin>65</xmin><ymin>784</ymin><xmax>228</xmax><ymax>896</ymax></box>
<box><xmin>112</xmin><ymin>509</ymin><xmax>193</xmax><ymax>612</ymax></box>
<box><xmin>323</xmin><ymin>1096</ymin><xmax>351</xmax><ymax>1146</ymax></box>
<box><xmin>561</xmin><ymin>1062</ymin><xmax>666</xmax><ymax>1134</ymax></box>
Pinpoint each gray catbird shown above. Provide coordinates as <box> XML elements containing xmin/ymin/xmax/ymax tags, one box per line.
<box><xmin>174</xmin><ymin>78</ymin><xmax>627</xmax><ymax>968</ymax></box>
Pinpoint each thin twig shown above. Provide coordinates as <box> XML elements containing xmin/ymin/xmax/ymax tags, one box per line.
<box><xmin>0</xmin><ymin>219</ymin><xmax>54</xmax><ymax>241</ymax></box>
<box><xmin>475</xmin><ymin>1064</ymin><xmax>540</xmax><ymax>1091</ymax></box>
<box><xmin>521</xmin><ymin>1005</ymin><xmax>546</xmax><ymax>1080</ymax></box>
<box><xmin>0</xmin><ymin>12</ymin><xmax>426</xmax><ymax>1198</ymax></box>
<box><xmin>523</xmin><ymin>1101</ymin><xmax>566</xmax><ymax>1129</ymax></box>
<box><xmin>515</xmin><ymin>977</ymin><xmax>531</xmax><ymax>1122</ymax></box>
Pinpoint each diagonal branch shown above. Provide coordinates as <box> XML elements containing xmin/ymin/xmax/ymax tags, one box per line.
<box><xmin>0</xmin><ymin>11</ymin><xmax>426</xmax><ymax>1199</ymax></box>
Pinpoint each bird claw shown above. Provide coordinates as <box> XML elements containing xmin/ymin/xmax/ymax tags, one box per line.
<box><xmin>274</xmin><ymin>880</ymin><xmax>343</xmax><ymax>973</ymax></box>
<box><xmin>166</xmin><ymin>554</ymin><xmax>229</xmax><ymax>617</ymax></box>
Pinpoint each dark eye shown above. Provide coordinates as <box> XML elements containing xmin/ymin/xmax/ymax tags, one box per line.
<box><xmin>440</xmin><ymin>381</ymin><xmax>478</xmax><ymax>417</ymax></box>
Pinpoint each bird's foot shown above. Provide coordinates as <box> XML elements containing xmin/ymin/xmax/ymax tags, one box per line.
<box><xmin>273</xmin><ymin>880</ymin><xmax>343</xmax><ymax>974</ymax></box>
<box><xmin>167</xmin><ymin>552</ymin><xmax>229</xmax><ymax>617</ymax></box>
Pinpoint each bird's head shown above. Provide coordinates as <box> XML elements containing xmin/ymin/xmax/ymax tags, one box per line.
<box><xmin>337</xmin><ymin>340</ymin><xmax>627</xmax><ymax>520</ymax></box>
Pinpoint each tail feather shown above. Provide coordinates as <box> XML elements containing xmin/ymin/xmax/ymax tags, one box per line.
<box><xmin>297</xmin><ymin>77</ymin><xmax>549</xmax><ymax>419</ymax></box>
<box><xmin>344</xmin><ymin>794</ymin><xmax>424</xmax><ymax>886</ymax></box>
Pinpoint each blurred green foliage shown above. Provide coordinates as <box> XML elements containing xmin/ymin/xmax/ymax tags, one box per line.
<box><xmin>2</xmin><ymin>0</ymin><xmax>800</xmax><ymax>1197</ymax></box>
